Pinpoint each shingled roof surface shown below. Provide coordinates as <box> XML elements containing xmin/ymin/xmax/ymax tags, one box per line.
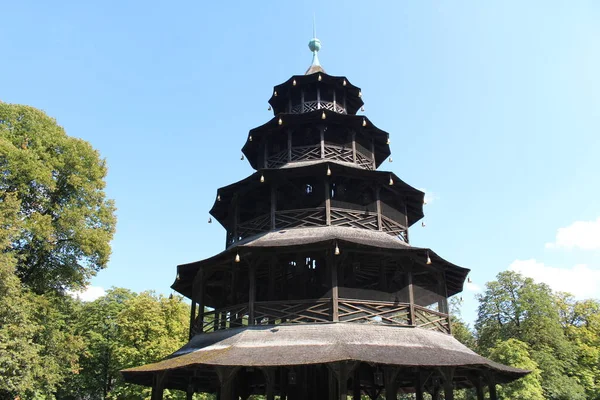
<box><xmin>122</xmin><ymin>324</ymin><xmax>527</xmax><ymax>383</ymax></box>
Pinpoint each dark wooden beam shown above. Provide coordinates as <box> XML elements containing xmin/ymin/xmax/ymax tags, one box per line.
<box><xmin>248</xmin><ymin>262</ymin><xmax>256</xmax><ymax>325</ymax></box>
<box><xmin>408</xmin><ymin>271</ymin><xmax>415</xmax><ymax>326</ymax></box>
<box><xmin>331</xmin><ymin>252</ymin><xmax>339</xmax><ymax>322</ymax></box>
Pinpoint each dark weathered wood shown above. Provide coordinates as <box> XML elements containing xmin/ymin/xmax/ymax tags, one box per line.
<box><xmin>330</xmin><ymin>255</ymin><xmax>339</xmax><ymax>322</ymax></box>
<box><xmin>371</xmin><ymin>139</ymin><xmax>376</xmax><ymax>170</ymax></box>
<box><xmin>353</xmin><ymin>368</ymin><xmax>361</xmax><ymax>400</ymax></box>
<box><xmin>352</xmin><ymin>132</ymin><xmax>357</xmax><ymax>163</ymax></box>
<box><xmin>375</xmin><ymin>187</ymin><xmax>382</xmax><ymax>231</ymax></box>
<box><xmin>249</xmin><ymin>263</ymin><xmax>256</xmax><ymax>325</ymax></box>
<box><xmin>415</xmin><ymin>373</ymin><xmax>424</xmax><ymax>400</ymax></box>
<box><xmin>320</xmin><ymin>127</ymin><xmax>325</xmax><ymax>159</ymax></box>
<box><xmin>384</xmin><ymin>367</ymin><xmax>399</xmax><ymax>400</ymax></box>
<box><xmin>408</xmin><ymin>272</ymin><xmax>415</xmax><ymax>326</ymax></box>
<box><xmin>151</xmin><ymin>372</ymin><xmax>166</xmax><ymax>400</ymax></box>
<box><xmin>287</xmin><ymin>130</ymin><xmax>292</xmax><ymax>162</ymax></box>
<box><xmin>325</xmin><ymin>181</ymin><xmax>331</xmax><ymax>226</ymax></box>
<box><xmin>270</xmin><ymin>186</ymin><xmax>276</xmax><ymax>230</ymax></box>
<box><xmin>475</xmin><ymin>377</ymin><xmax>484</xmax><ymax>400</ymax></box>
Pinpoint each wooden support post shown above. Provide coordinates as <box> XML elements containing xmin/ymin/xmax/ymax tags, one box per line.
<box><xmin>186</xmin><ymin>380</ymin><xmax>195</xmax><ymax>400</ymax></box>
<box><xmin>151</xmin><ymin>372</ymin><xmax>166</xmax><ymax>400</ymax></box>
<box><xmin>487</xmin><ymin>374</ymin><xmax>498</xmax><ymax>400</ymax></box>
<box><xmin>408</xmin><ymin>271</ymin><xmax>415</xmax><ymax>326</ymax></box>
<box><xmin>370</xmin><ymin>139</ymin><xmax>376</xmax><ymax>170</ymax></box>
<box><xmin>320</xmin><ymin>127</ymin><xmax>325</xmax><ymax>159</ymax></box>
<box><xmin>329</xmin><ymin>362</ymin><xmax>356</xmax><ymax>400</ymax></box>
<box><xmin>439</xmin><ymin>368</ymin><xmax>455</xmax><ymax>400</ymax></box>
<box><xmin>233</xmin><ymin>199</ymin><xmax>239</xmax><ymax>242</ymax></box>
<box><xmin>333</xmin><ymin>90</ymin><xmax>337</xmax><ymax>111</ymax></box>
<box><xmin>375</xmin><ymin>187</ymin><xmax>382</xmax><ymax>231</ymax></box>
<box><xmin>404</xmin><ymin>202</ymin><xmax>410</xmax><ymax>244</ymax></box>
<box><xmin>301</xmin><ymin>89</ymin><xmax>305</xmax><ymax>113</ymax></box>
<box><xmin>474</xmin><ymin>376</ymin><xmax>484</xmax><ymax>400</ymax></box>
<box><xmin>263</xmin><ymin>140</ymin><xmax>268</xmax><ymax>169</ymax></box>
<box><xmin>287</xmin><ymin>130</ymin><xmax>292</xmax><ymax>162</ymax></box>
<box><xmin>263</xmin><ymin>368</ymin><xmax>276</xmax><ymax>400</ymax></box>
<box><xmin>415</xmin><ymin>373</ymin><xmax>424</xmax><ymax>400</ymax></box>
<box><xmin>351</xmin><ymin>132</ymin><xmax>357</xmax><ymax>163</ymax></box>
<box><xmin>325</xmin><ymin>181</ymin><xmax>331</xmax><ymax>226</ymax></box>
<box><xmin>215</xmin><ymin>367</ymin><xmax>238</xmax><ymax>400</ymax></box>
<box><xmin>384</xmin><ymin>368</ymin><xmax>399</xmax><ymax>400</ymax></box>
<box><xmin>249</xmin><ymin>263</ymin><xmax>256</xmax><ymax>325</ymax></box>
<box><xmin>271</xmin><ymin>185</ymin><xmax>277</xmax><ymax>230</ymax></box>
<box><xmin>330</xmin><ymin>252</ymin><xmax>339</xmax><ymax>322</ymax></box>
<box><xmin>353</xmin><ymin>368</ymin><xmax>361</xmax><ymax>400</ymax></box>
<box><xmin>190</xmin><ymin>268</ymin><xmax>204</xmax><ymax>338</ymax></box>
<box><xmin>317</xmin><ymin>87</ymin><xmax>321</xmax><ymax>108</ymax></box>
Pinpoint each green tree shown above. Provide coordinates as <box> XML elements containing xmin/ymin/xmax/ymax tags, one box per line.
<box><xmin>0</xmin><ymin>103</ymin><xmax>116</xmax><ymax>293</ymax></box>
<box><xmin>488</xmin><ymin>339</ymin><xmax>544</xmax><ymax>400</ymax></box>
<box><xmin>475</xmin><ymin>271</ymin><xmax>585</xmax><ymax>400</ymax></box>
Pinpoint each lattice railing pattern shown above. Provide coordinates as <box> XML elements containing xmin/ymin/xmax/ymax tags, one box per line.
<box><xmin>338</xmin><ymin>299</ymin><xmax>410</xmax><ymax>326</ymax></box>
<box><xmin>330</xmin><ymin>207</ymin><xmax>379</xmax><ymax>230</ymax></box>
<box><xmin>275</xmin><ymin>208</ymin><xmax>326</xmax><ymax>229</ymax></box>
<box><xmin>237</xmin><ymin>214</ymin><xmax>271</xmax><ymax>240</ymax></box>
<box><xmin>193</xmin><ymin>299</ymin><xmax>450</xmax><ymax>335</ymax></box>
<box><xmin>194</xmin><ymin>304</ymin><xmax>249</xmax><ymax>334</ymax></box>
<box><xmin>381</xmin><ymin>215</ymin><xmax>409</xmax><ymax>243</ymax></box>
<box><xmin>290</xmin><ymin>101</ymin><xmax>347</xmax><ymax>114</ymax></box>
<box><xmin>254</xmin><ymin>299</ymin><xmax>332</xmax><ymax>325</ymax></box>
<box><xmin>414</xmin><ymin>305</ymin><xmax>451</xmax><ymax>333</ymax></box>
<box><xmin>266</xmin><ymin>144</ymin><xmax>374</xmax><ymax>169</ymax></box>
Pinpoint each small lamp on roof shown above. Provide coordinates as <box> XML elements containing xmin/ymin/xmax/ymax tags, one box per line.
<box><xmin>260</xmin><ymin>174</ymin><xmax>265</xmax><ymax>183</ymax></box>
<box><xmin>318</xmin><ymin>74</ymin><xmax>322</xmax><ymax>81</ymax></box>
<box><xmin>217</xmin><ymin>194</ymin><xmax>221</xmax><ymax>201</ymax></box>
<box><xmin>389</xmin><ymin>157</ymin><xmax>393</xmax><ymax>162</ymax></box>
<box><xmin>326</xmin><ymin>166</ymin><xmax>331</xmax><ymax>176</ymax></box>
<box><xmin>362</xmin><ymin>118</ymin><xmax>367</xmax><ymax>127</ymax></box>
<box><xmin>268</xmin><ymin>105</ymin><xmax>272</xmax><ymax>111</ymax></box>
<box><xmin>361</xmin><ymin>106</ymin><xmax>365</xmax><ymax>112</ymax></box>
<box><xmin>386</xmin><ymin>135</ymin><xmax>390</xmax><ymax>145</ymax></box>
<box><xmin>358</xmin><ymin>90</ymin><xmax>362</xmax><ymax>98</ymax></box>
<box><xmin>426</xmin><ymin>252</ymin><xmax>432</xmax><ymax>265</ymax></box>
<box><xmin>343</xmin><ymin>79</ymin><xmax>347</xmax><ymax>86</ymax></box>
<box><xmin>321</xmin><ymin>111</ymin><xmax>326</xmax><ymax>120</ymax></box>
<box><xmin>249</xmin><ymin>135</ymin><xmax>253</xmax><ymax>142</ymax></box>
<box><xmin>293</xmin><ymin>79</ymin><xmax>297</xmax><ymax>86</ymax></box>
<box><xmin>274</xmin><ymin>90</ymin><xmax>278</xmax><ymax>97</ymax></box>
<box><xmin>389</xmin><ymin>176</ymin><xmax>394</xmax><ymax>186</ymax></box>
<box><xmin>278</xmin><ymin>118</ymin><xmax>283</xmax><ymax>126</ymax></box>
<box><xmin>240</xmin><ymin>154</ymin><xmax>244</xmax><ymax>160</ymax></box>
<box><xmin>334</xmin><ymin>242</ymin><xmax>340</xmax><ymax>256</ymax></box>
<box><xmin>235</xmin><ymin>252</ymin><xmax>240</xmax><ymax>263</ymax></box>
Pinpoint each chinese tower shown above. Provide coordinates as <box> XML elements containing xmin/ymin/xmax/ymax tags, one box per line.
<box><xmin>122</xmin><ymin>35</ymin><xmax>527</xmax><ymax>400</ymax></box>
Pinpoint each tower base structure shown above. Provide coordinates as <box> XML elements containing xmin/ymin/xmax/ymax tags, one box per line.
<box><xmin>122</xmin><ymin>324</ymin><xmax>526</xmax><ymax>400</ymax></box>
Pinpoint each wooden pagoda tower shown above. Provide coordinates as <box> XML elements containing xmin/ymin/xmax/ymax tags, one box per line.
<box><xmin>122</xmin><ymin>36</ymin><xmax>528</xmax><ymax>399</ymax></box>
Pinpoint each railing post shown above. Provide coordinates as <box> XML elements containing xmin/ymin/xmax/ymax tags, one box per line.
<box><xmin>333</xmin><ymin>90</ymin><xmax>337</xmax><ymax>112</ymax></box>
<box><xmin>376</xmin><ymin>187</ymin><xmax>382</xmax><ymax>231</ymax></box>
<box><xmin>330</xmin><ymin>252</ymin><xmax>339</xmax><ymax>322</ymax></box>
<box><xmin>249</xmin><ymin>263</ymin><xmax>255</xmax><ymax>325</ymax></box>
<box><xmin>271</xmin><ymin>185</ymin><xmax>276</xmax><ymax>230</ymax></box>
<box><xmin>351</xmin><ymin>132</ymin><xmax>356</xmax><ymax>163</ymax></box>
<box><xmin>287</xmin><ymin>129</ymin><xmax>292</xmax><ymax>162</ymax></box>
<box><xmin>404</xmin><ymin>202</ymin><xmax>410</xmax><ymax>244</ymax></box>
<box><xmin>320</xmin><ymin>126</ymin><xmax>325</xmax><ymax>159</ymax></box>
<box><xmin>325</xmin><ymin>181</ymin><xmax>331</xmax><ymax>226</ymax></box>
<box><xmin>408</xmin><ymin>271</ymin><xmax>415</xmax><ymax>326</ymax></box>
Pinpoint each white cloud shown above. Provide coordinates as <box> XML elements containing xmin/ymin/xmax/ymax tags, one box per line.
<box><xmin>418</xmin><ymin>188</ymin><xmax>436</xmax><ymax>205</ymax></box>
<box><xmin>509</xmin><ymin>259</ymin><xmax>600</xmax><ymax>298</ymax></box>
<box><xmin>69</xmin><ymin>286</ymin><xmax>106</xmax><ymax>302</ymax></box>
<box><xmin>465</xmin><ymin>281</ymin><xmax>482</xmax><ymax>293</ymax></box>
<box><xmin>545</xmin><ymin>217</ymin><xmax>600</xmax><ymax>250</ymax></box>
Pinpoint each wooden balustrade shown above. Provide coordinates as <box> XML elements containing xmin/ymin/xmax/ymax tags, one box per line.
<box><xmin>266</xmin><ymin>144</ymin><xmax>374</xmax><ymax>169</ymax></box>
<box><xmin>192</xmin><ymin>298</ymin><xmax>450</xmax><ymax>335</ymax></box>
<box><xmin>231</xmin><ymin>207</ymin><xmax>408</xmax><ymax>244</ymax></box>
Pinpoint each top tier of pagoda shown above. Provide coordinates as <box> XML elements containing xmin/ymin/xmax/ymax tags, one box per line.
<box><xmin>242</xmin><ymin>38</ymin><xmax>390</xmax><ymax>171</ymax></box>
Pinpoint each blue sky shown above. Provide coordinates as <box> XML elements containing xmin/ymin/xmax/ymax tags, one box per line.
<box><xmin>2</xmin><ymin>1</ymin><xmax>599</xmax><ymax>324</ymax></box>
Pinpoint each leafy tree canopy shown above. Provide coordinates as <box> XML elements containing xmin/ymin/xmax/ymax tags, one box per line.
<box><xmin>0</xmin><ymin>103</ymin><xmax>116</xmax><ymax>293</ymax></box>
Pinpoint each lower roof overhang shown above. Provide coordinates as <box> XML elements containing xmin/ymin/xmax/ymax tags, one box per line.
<box><xmin>171</xmin><ymin>226</ymin><xmax>469</xmax><ymax>299</ymax></box>
<box><xmin>121</xmin><ymin>324</ymin><xmax>528</xmax><ymax>388</ymax></box>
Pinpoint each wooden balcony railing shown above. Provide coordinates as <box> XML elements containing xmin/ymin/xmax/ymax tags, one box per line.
<box><xmin>192</xmin><ymin>298</ymin><xmax>451</xmax><ymax>336</ymax></box>
<box><xmin>231</xmin><ymin>207</ymin><xmax>408</xmax><ymax>245</ymax></box>
<box><xmin>266</xmin><ymin>144</ymin><xmax>374</xmax><ymax>170</ymax></box>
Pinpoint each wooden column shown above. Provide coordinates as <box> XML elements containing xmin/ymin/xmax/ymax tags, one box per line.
<box><xmin>351</xmin><ymin>132</ymin><xmax>357</xmax><ymax>163</ymax></box>
<box><xmin>474</xmin><ymin>376</ymin><xmax>485</xmax><ymax>400</ymax></box>
<box><xmin>325</xmin><ymin>181</ymin><xmax>331</xmax><ymax>226</ymax></box>
<box><xmin>415</xmin><ymin>373</ymin><xmax>424</xmax><ymax>400</ymax></box>
<box><xmin>488</xmin><ymin>374</ymin><xmax>498</xmax><ymax>400</ymax></box>
<box><xmin>270</xmin><ymin>185</ymin><xmax>277</xmax><ymax>230</ymax></box>
<box><xmin>384</xmin><ymin>368</ymin><xmax>399</xmax><ymax>400</ymax></box>
<box><xmin>263</xmin><ymin>140</ymin><xmax>268</xmax><ymax>169</ymax></box>
<box><xmin>287</xmin><ymin>130</ymin><xmax>292</xmax><ymax>162</ymax></box>
<box><xmin>408</xmin><ymin>271</ymin><xmax>415</xmax><ymax>326</ymax></box>
<box><xmin>352</xmin><ymin>369</ymin><xmax>361</xmax><ymax>400</ymax></box>
<box><xmin>216</xmin><ymin>367</ymin><xmax>238</xmax><ymax>400</ymax></box>
<box><xmin>317</xmin><ymin>87</ymin><xmax>321</xmax><ymax>108</ymax></box>
<box><xmin>301</xmin><ymin>89</ymin><xmax>305</xmax><ymax>113</ymax></box>
<box><xmin>190</xmin><ymin>268</ymin><xmax>204</xmax><ymax>338</ymax></box>
<box><xmin>330</xmin><ymin>252</ymin><xmax>339</xmax><ymax>322</ymax></box>
<box><xmin>233</xmin><ymin>199</ymin><xmax>239</xmax><ymax>242</ymax></box>
<box><xmin>263</xmin><ymin>368</ymin><xmax>276</xmax><ymax>400</ymax></box>
<box><xmin>320</xmin><ymin>127</ymin><xmax>325</xmax><ymax>159</ymax></box>
<box><xmin>186</xmin><ymin>381</ymin><xmax>195</xmax><ymax>400</ymax></box>
<box><xmin>370</xmin><ymin>139</ymin><xmax>376</xmax><ymax>170</ymax></box>
<box><xmin>333</xmin><ymin>90</ymin><xmax>337</xmax><ymax>111</ymax></box>
<box><xmin>248</xmin><ymin>263</ymin><xmax>256</xmax><ymax>325</ymax></box>
<box><xmin>375</xmin><ymin>187</ymin><xmax>382</xmax><ymax>231</ymax></box>
<box><xmin>151</xmin><ymin>372</ymin><xmax>166</xmax><ymax>400</ymax></box>
<box><xmin>404</xmin><ymin>202</ymin><xmax>410</xmax><ymax>244</ymax></box>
